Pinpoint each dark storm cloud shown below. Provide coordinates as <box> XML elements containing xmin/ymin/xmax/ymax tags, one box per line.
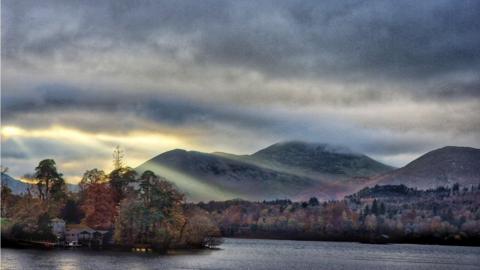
<box><xmin>1</xmin><ymin>137</ymin><xmax>102</xmax><ymax>161</ymax></box>
<box><xmin>198</xmin><ymin>1</ymin><xmax>480</xmax><ymax>81</ymax></box>
<box><xmin>3</xmin><ymin>0</ymin><xmax>480</xmax><ymax>85</ymax></box>
<box><xmin>1</xmin><ymin>82</ymin><xmax>278</xmax><ymax>133</ymax></box>
<box><xmin>3</xmin><ymin>0</ymin><xmax>479</xmax><ymax>121</ymax></box>
<box><xmin>427</xmin><ymin>79</ymin><xmax>480</xmax><ymax>101</ymax></box>
<box><xmin>1</xmin><ymin>144</ymin><xmax>28</xmax><ymax>159</ymax></box>
<box><xmin>2</xmin><ymin>81</ymin><xmax>444</xmax><ymax>161</ymax></box>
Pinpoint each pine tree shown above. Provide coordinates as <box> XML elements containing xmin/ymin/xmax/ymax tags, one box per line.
<box><xmin>34</xmin><ymin>159</ymin><xmax>66</xmax><ymax>202</ymax></box>
<box><xmin>379</xmin><ymin>202</ymin><xmax>386</xmax><ymax>215</ymax></box>
<box><xmin>112</xmin><ymin>145</ymin><xmax>125</xmax><ymax>170</ymax></box>
<box><xmin>371</xmin><ymin>199</ymin><xmax>379</xmax><ymax>215</ymax></box>
<box><xmin>364</xmin><ymin>205</ymin><xmax>370</xmax><ymax>216</ymax></box>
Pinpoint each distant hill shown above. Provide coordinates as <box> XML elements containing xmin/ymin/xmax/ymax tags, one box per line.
<box><xmin>249</xmin><ymin>141</ymin><xmax>394</xmax><ymax>178</ymax></box>
<box><xmin>374</xmin><ymin>146</ymin><xmax>480</xmax><ymax>189</ymax></box>
<box><xmin>1</xmin><ymin>173</ymin><xmax>30</xmax><ymax>194</ymax></box>
<box><xmin>1</xmin><ymin>173</ymin><xmax>79</xmax><ymax>194</ymax></box>
<box><xmin>136</xmin><ymin>141</ymin><xmax>394</xmax><ymax>201</ymax></box>
<box><xmin>136</xmin><ymin>149</ymin><xmax>318</xmax><ymax>201</ymax></box>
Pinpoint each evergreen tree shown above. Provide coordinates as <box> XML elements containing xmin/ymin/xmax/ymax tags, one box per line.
<box><xmin>112</xmin><ymin>145</ymin><xmax>125</xmax><ymax>170</ymax></box>
<box><xmin>379</xmin><ymin>202</ymin><xmax>386</xmax><ymax>215</ymax></box>
<box><xmin>308</xmin><ymin>197</ymin><xmax>320</xmax><ymax>207</ymax></box>
<box><xmin>34</xmin><ymin>159</ymin><xmax>66</xmax><ymax>202</ymax></box>
<box><xmin>109</xmin><ymin>167</ymin><xmax>137</xmax><ymax>203</ymax></box>
<box><xmin>61</xmin><ymin>199</ymin><xmax>84</xmax><ymax>224</ymax></box>
<box><xmin>364</xmin><ymin>205</ymin><xmax>370</xmax><ymax>216</ymax></box>
<box><xmin>371</xmin><ymin>199</ymin><xmax>379</xmax><ymax>215</ymax></box>
<box><xmin>452</xmin><ymin>183</ymin><xmax>460</xmax><ymax>193</ymax></box>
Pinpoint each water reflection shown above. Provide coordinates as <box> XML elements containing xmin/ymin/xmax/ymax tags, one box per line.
<box><xmin>2</xmin><ymin>239</ymin><xmax>480</xmax><ymax>270</ymax></box>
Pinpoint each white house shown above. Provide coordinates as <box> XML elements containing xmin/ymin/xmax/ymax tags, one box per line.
<box><xmin>65</xmin><ymin>224</ymin><xmax>110</xmax><ymax>246</ymax></box>
<box><xmin>50</xmin><ymin>218</ymin><xmax>66</xmax><ymax>239</ymax></box>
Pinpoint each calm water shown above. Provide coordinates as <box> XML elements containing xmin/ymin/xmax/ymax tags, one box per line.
<box><xmin>2</xmin><ymin>238</ymin><xmax>479</xmax><ymax>270</ymax></box>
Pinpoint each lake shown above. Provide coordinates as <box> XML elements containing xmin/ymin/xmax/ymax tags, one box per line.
<box><xmin>2</xmin><ymin>238</ymin><xmax>479</xmax><ymax>270</ymax></box>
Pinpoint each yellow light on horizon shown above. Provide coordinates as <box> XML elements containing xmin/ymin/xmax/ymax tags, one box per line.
<box><xmin>1</xmin><ymin>125</ymin><xmax>184</xmax><ymax>147</ymax></box>
<box><xmin>1</xmin><ymin>126</ymin><xmax>25</xmax><ymax>139</ymax></box>
<box><xmin>1</xmin><ymin>125</ymin><xmax>199</xmax><ymax>183</ymax></box>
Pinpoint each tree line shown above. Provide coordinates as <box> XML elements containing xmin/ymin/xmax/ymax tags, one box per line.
<box><xmin>1</xmin><ymin>153</ymin><xmax>221</xmax><ymax>251</ymax></box>
<box><xmin>196</xmin><ymin>184</ymin><xmax>480</xmax><ymax>245</ymax></box>
<box><xmin>2</xmin><ymin>152</ymin><xmax>479</xmax><ymax>248</ymax></box>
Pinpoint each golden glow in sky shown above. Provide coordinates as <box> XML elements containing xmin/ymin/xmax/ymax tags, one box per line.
<box><xmin>1</xmin><ymin>125</ymin><xmax>199</xmax><ymax>183</ymax></box>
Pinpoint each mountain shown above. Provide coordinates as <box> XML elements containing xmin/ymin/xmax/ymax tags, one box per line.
<box><xmin>136</xmin><ymin>149</ymin><xmax>319</xmax><ymax>201</ymax></box>
<box><xmin>136</xmin><ymin>141</ymin><xmax>394</xmax><ymax>201</ymax></box>
<box><xmin>1</xmin><ymin>173</ymin><xmax>30</xmax><ymax>194</ymax></box>
<box><xmin>249</xmin><ymin>141</ymin><xmax>393</xmax><ymax>178</ymax></box>
<box><xmin>1</xmin><ymin>173</ymin><xmax>79</xmax><ymax>194</ymax></box>
<box><xmin>374</xmin><ymin>146</ymin><xmax>480</xmax><ymax>189</ymax></box>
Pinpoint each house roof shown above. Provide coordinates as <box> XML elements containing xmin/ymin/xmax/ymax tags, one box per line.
<box><xmin>70</xmin><ymin>229</ymin><xmax>95</xmax><ymax>234</ymax></box>
<box><xmin>67</xmin><ymin>224</ymin><xmax>91</xmax><ymax>229</ymax></box>
<box><xmin>67</xmin><ymin>224</ymin><xmax>95</xmax><ymax>234</ymax></box>
<box><xmin>66</xmin><ymin>224</ymin><xmax>109</xmax><ymax>234</ymax></box>
<box><xmin>50</xmin><ymin>218</ymin><xmax>65</xmax><ymax>222</ymax></box>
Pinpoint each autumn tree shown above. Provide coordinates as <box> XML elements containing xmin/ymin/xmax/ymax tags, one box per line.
<box><xmin>3</xmin><ymin>160</ymin><xmax>65</xmax><ymax>240</ymax></box>
<box><xmin>81</xmin><ymin>182</ymin><xmax>116</xmax><ymax>230</ymax></box>
<box><xmin>7</xmin><ymin>194</ymin><xmax>53</xmax><ymax>240</ymax></box>
<box><xmin>109</xmin><ymin>167</ymin><xmax>137</xmax><ymax>203</ymax></box>
<box><xmin>180</xmin><ymin>206</ymin><xmax>222</xmax><ymax>248</ymax></box>
<box><xmin>79</xmin><ymin>168</ymin><xmax>107</xmax><ymax>192</ymax></box>
<box><xmin>114</xmin><ymin>171</ymin><xmax>186</xmax><ymax>250</ymax></box>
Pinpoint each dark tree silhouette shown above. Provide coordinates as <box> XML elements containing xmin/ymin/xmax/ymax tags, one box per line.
<box><xmin>109</xmin><ymin>167</ymin><xmax>137</xmax><ymax>203</ymax></box>
<box><xmin>371</xmin><ymin>199</ymin><xmax>379</xmax><ymax>215</ymax></box>
<box><xmin>34</xmin><ymin>159</ymin><xmax>66</xmax><ymax>202</ymax></box>
<box><xmin>308</xmin><ymin>197</ymin><xmax>320</xmax><ymax>206</ymax></box>
<box><xmin>61</xmin><ymin>199</ymin><xmax>84</xmax><ymax>224</ymax></box>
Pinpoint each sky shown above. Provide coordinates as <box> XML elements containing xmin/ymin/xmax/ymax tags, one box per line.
<box><xmin>2</xmin><ymin>0</ymin><xmax>480</xmax><ymax>183</ymax></box>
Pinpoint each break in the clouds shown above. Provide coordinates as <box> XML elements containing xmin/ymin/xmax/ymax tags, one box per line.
<box><xmin>2</xmin><ymin>0</ymin><xmax>480</xmax><ymax>181</ymax></box>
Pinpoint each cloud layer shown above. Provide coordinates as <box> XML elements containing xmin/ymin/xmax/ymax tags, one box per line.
<box><xmin>2</xmin><ymin>0</ymin><xmax>480</xmax><ymax>181</ymax></box>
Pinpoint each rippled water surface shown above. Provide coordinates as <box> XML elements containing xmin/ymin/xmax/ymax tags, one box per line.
<box><xmin>2</xmin><ymin>238</ymin><xmax>480</xmax><ymax>270</ymax></box>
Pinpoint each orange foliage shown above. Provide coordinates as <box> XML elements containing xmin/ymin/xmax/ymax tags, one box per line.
<box><xmin>81</xmin><ymin>183</ymin><xmax>117</xmax><ymax>230</ymax></box>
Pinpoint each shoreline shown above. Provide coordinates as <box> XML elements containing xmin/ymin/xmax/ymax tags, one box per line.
<box><xmin>223</xmin><ymin>235</ymin><xmax>480</xmax><ymax>247</ymax></box>
<box><xmin>2</xmin><ymin>235</ymin><xmax>479</xmax><ymax>253</ymax></box>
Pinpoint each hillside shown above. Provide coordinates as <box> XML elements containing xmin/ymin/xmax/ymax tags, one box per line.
<box><xmin>374</xmin><ymin>146</ymin><xmax>480</xmax><ymax>189</ymax></box>
<box><xmin>1</xmin><ymin>173</ymin><xmax>29</xmax><ymax>194</ymax></box>
<box><xmin>249</xmin><ymin>141</ymin><xmax>393</xmax><ymax>178</ymax></box>
<box><xmin>136</xmin><ymin>149</ymin><xmax>319</xmax><ymax>201</ymax></box>
<box><xmin>1</xmin><ymin>173</ymin><xmax>79</xmax><ymax>194</ymax></box>
<box><xmin>136</xmin><ymin>141</ymin><xmax>394</xmax><ymax>201</ymax></box>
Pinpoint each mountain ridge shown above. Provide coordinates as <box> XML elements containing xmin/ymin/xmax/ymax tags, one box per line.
<box><xmin>374</xmin><ymin>146</ymin><xmax>480</xmax><ymax>189</ymax></box>
<box><xmin>136</xmin><ymin>141</ymin><xmax>394</xmax><ymax>201</ymax></box>
<box><xmin>249</xmin><ymin>141</ymin><xmax>394</xmax><ymax>178</ymax></box>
